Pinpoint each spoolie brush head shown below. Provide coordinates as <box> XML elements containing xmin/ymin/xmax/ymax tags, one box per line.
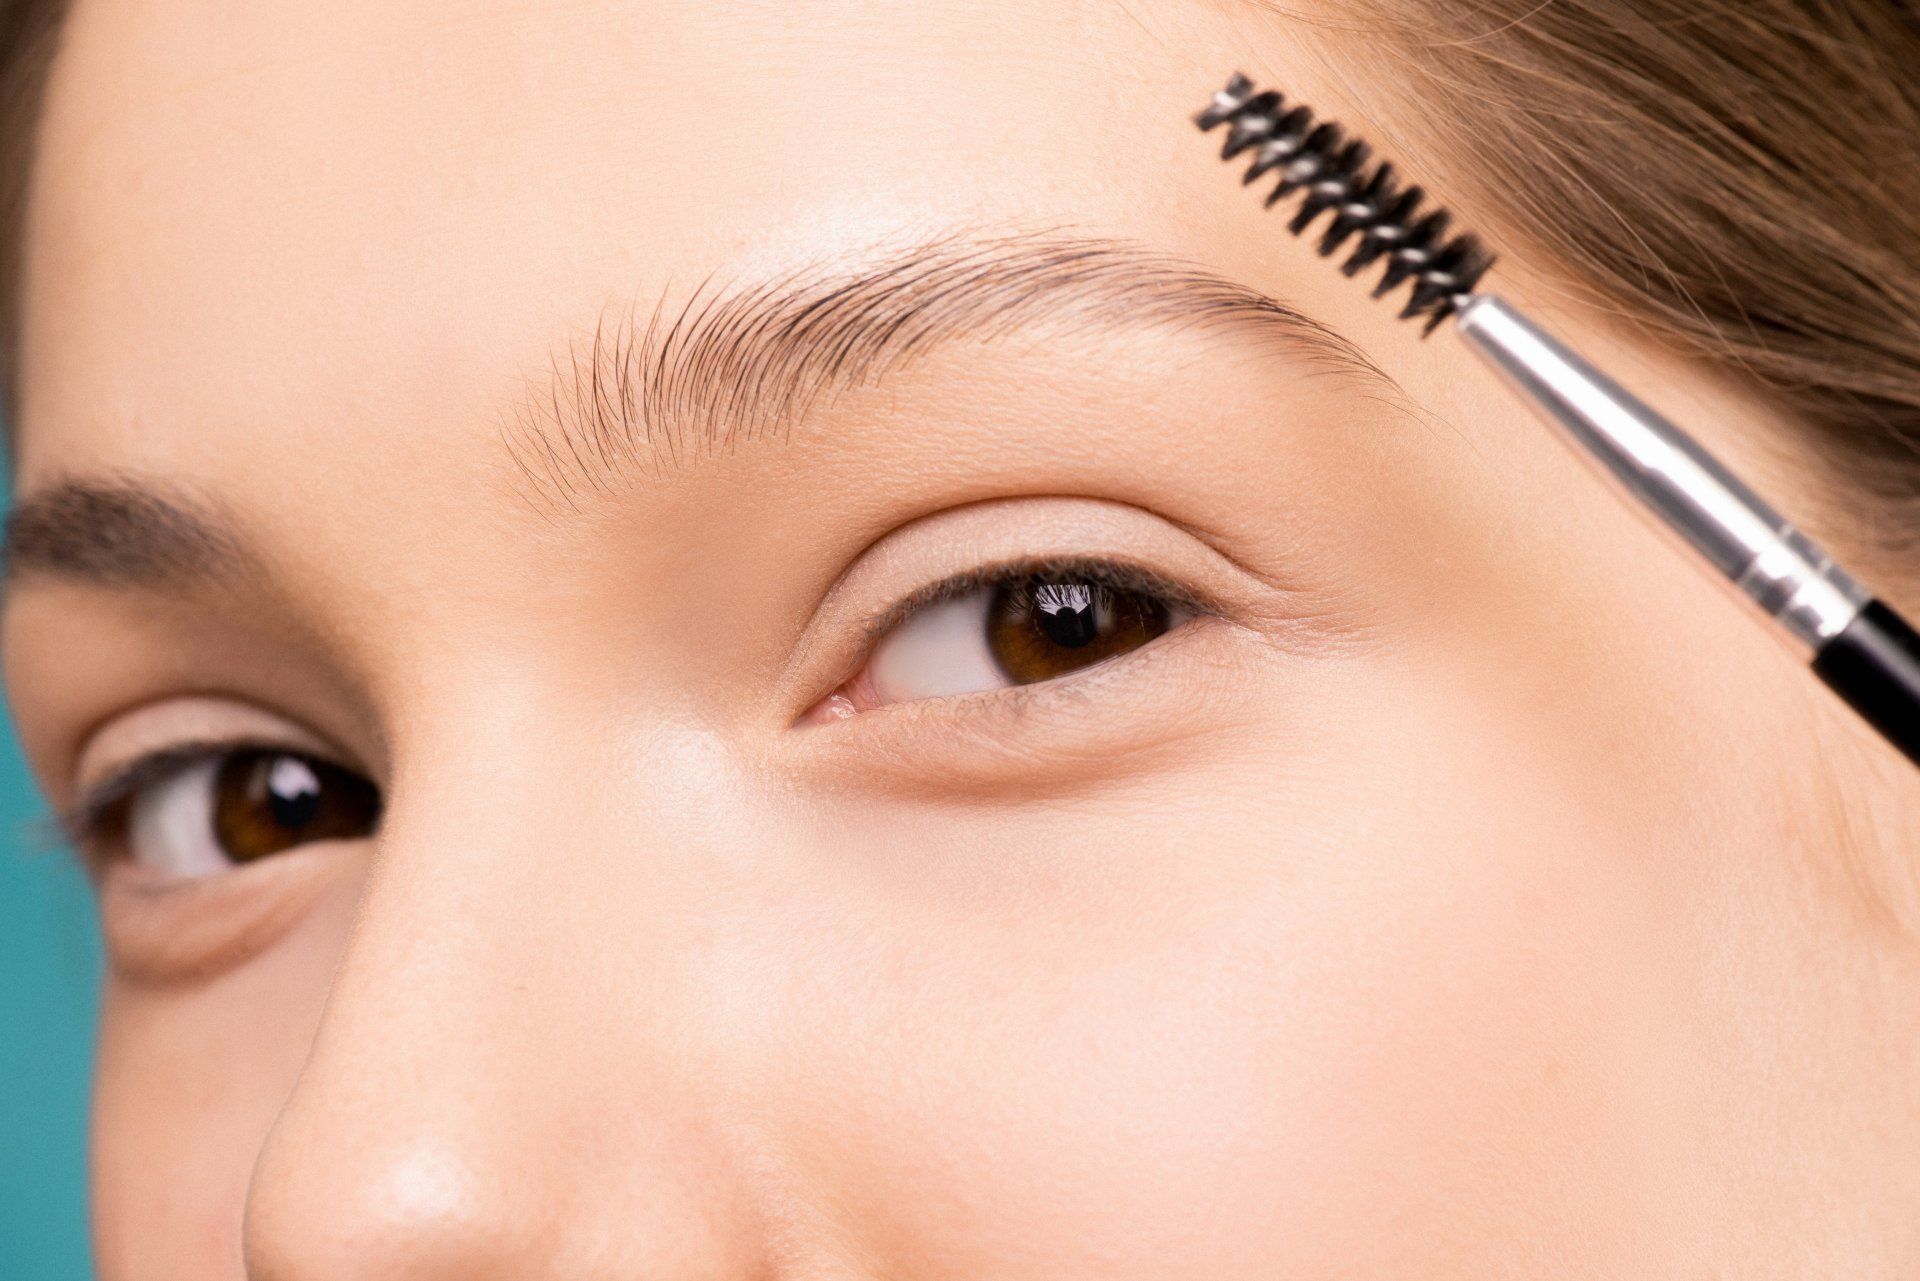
<box><xmin>1196</xmin><ymin>73</ymin><xmax>1494</xmax><ymax>335</ymax></box>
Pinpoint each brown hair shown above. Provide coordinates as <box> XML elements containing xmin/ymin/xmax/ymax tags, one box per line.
<box><xmin>2</xmin><ymin>0</ymin><xmax>1918</xmax><ymax>579</ymax></box>
<box><xmin>0</xmin><ymin>0</ymin><xmax>64</xmax><ymax>437</ymax></box>
<box><xmin>1308</xmin><ymin>0</ymin><xmax>1920</xmax><ymax>587</ymax></box>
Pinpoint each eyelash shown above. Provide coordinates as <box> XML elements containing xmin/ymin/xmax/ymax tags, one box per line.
<box><xmin>49</xmin><ymin>558</ymin><xmax>1208</xmax><ymax>865</ymax></box>
<box><xmin>51</xmin><ymin>735</ymin><xmax>294</xmax><ymax>872</ymax></box>
<box><xmin>852</xmin><ymin>554</ymin><xmax>1212</xmax><ymax>657</ymax></box>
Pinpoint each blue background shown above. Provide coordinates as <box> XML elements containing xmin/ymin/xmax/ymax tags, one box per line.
<box><xmin>1</xmin><ymin>454</ymin><xmax>100</xmax><ymax>1281</ymax></box>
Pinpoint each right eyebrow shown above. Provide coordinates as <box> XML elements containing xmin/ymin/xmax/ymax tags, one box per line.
<box><xmin>504</xmin><ymin>228</ymin><xmax>1402</xmax><ymax>519</ymax></box>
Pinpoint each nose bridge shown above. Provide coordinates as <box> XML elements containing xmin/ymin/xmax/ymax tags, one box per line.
<box><xmin>241</xmin><ymin>711</ymin><xmax>773</xmax><ymax>1280</ymax></box>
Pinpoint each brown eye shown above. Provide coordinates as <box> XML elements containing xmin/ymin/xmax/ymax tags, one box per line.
<box><xmin>109</xmin><ymin>747</ymin><xmax>382</xmax><ymax>878</ymax></box>
<box><xmin>211</xmin><ymin>750</ymin><xmax>381</xmax><ymax>864</ymax></box>
<box><xmin>844</xmin><ymin>563</ymin><xmax>1197</xmax><ymax>714</ymax></box>
<box><xmin>985</xmin><ymin>575</ymin><xmax>1174</xmax><ymax>684</ymax></box>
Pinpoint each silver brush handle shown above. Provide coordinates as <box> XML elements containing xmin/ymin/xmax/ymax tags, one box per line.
<box><xmin>1452</xmin><ymin>295</ymin><xmax>1868</xmax><ymax>654</ymax></box>
<box><xmin>1186</xmin><ymin>69</ymin><xmax>1920</xmax><ymax>766</ymax></box>
<box><xmin>1452</xmin><ymin>294</ymin><xmax>1920</xmax><ymax>769</ymax></box>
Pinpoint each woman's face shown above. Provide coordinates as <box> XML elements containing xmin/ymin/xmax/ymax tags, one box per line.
<box><xmin>6</xmin><ymin>0</ymin><xmax>1916</xmax><ymax>1276</ymax></box>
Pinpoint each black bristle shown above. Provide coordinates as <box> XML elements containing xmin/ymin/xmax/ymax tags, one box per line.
<box><xmin>1372</xmin><ymin>209</ymin><xmax>1450</xmax><ymax>298</ymax></box>
<box><xmin>1414</xmin><ymin>234</ymin><xmax>1495</xmax><ymax>334</ymax></box>
<box><xmin>1194</xmin><ymin>73</ymin><xmax>1258</xmax><ymax>131</ymax></box>
<box><xmin>1220</xmin><ymin>92</ymin><xmax>1284</xmax><ymax>160</ymax></box>
<box><xmin>1288</xmin><ymin>139</ymin><xmax>1370</xmax><ymax>237</ymax></box>
<box><xmin>1340</xmin><ymin>185</ymin><xmax>1422</xmax><ymax>277</ymax></box>
<box><xmin>1318</xmin><ymin>160</ymin><xmax>1395</xmax><ymax>257</ymax></box>
<box><xmin>1401</xmin><ymin>261</ymin><xmax>1464</xmax><ymax>321</ymax></box>
<box><xmin>1264</xmin><ymin>122</ymin><xmax>1339</xmax><ymax>205</ymax></box>
<box><xmin>1241</xmin><ymin>107</ymin><xmax>1314</xmax><ymax>186</ymax></box>
<box><xmin>1194</xmin><ymin>73</ymin><xmax>1494</xmax><ymax>337</ymax></box>
<box><xmin>1449</xmin><ymin>234</ymin><xmax>1494</xmax><ymax>295</ymax></box>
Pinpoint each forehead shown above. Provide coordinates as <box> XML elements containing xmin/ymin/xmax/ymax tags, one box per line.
<box><xmin>16</xmin><ymin>0</ymin><xmax>1347</xmax><ymax>484</ymax></box>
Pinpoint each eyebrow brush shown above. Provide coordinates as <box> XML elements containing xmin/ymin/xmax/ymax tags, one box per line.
<box><xmin>1195</xmin><ymin>72</ymin><xmax>1920</xmax><ymax>769</ymax></box>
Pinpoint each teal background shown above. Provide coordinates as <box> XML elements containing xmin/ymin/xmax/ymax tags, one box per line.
<box><xmin>0</xmin><ymin>452</ymin><xmax>101</xmax><ymax>1281</ymax></box>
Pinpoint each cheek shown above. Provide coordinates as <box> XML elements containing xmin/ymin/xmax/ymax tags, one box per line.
<box><xmin>84</xmin><ymin>665</ymin><xmax>1679</xmax><ymax>1279</ymax></box>
<box><xmin>90</xmin><ymin>884</ymin><xmax>358</xmax><ymax>1281</ymax></box>
<box><xmin>757</xmin><ymin>683</ymin><xmax>1674</xmax><ymax>1275</ymax></box>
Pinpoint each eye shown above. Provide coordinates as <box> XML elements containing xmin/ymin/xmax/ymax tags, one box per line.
<box><xmin>817</xmin><ymin>562</ymin><xmax>1198</xmax><ymax>715</ymax></box>
<box><xmin>71</xmin><ymin>745</ymin><xmax>382</xmax><ymax>880</ymax></box>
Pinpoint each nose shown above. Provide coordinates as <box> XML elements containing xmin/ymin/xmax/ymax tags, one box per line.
<box><xmin>240</xmin><ymin>724</ymin><xmax>774</xmax><ymax>1281</ymax></box>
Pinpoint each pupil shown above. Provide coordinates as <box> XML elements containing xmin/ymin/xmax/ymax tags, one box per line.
<box><xmin>213</xmin><ymin>748</ymin><xmax>381</xmax><ymax>865</ymax></box>
<box><xmin>984</xmin><ymin>572</ymin><xmax>1172</xmax><ymax>686</ymax></box>
<box><xmin>261</xmin><ymin>755</ymin><xmax>323</xmax><ymax>829</ymax></box>
<box><xmin>1032</xmin><ymin>581</ymin><xmax>1099</xmax><ymax>648</ymax></box>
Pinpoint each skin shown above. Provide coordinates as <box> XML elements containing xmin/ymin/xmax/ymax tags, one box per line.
<box><xmin>5</xmin><ymin>0</ymin><xmax>1920</xmax><ymax>1275</ymax></box>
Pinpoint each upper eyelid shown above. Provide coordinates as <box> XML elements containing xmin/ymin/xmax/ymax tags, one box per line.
<box><xmin>57</xmin><ymin>736</ymin><xmax>331</xmax><ymax>862</ymax></box>
<box><xmin>58</xmin><ymin>739</ymin><xmax>221</xmax><ymax>845</ymax></box>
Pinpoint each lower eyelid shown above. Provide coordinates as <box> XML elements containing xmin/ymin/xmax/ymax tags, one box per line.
<box><xmin>787</xmin><ymin>615</ymin><xmax>1264</xmax><ymax>797</ymax></box>
<box><xmin>849</xmin><ymin>607</ymin><xmax>1216</xmax><ymax>723</ymax></box>
<box><xmin>96</xmin><ymin>840</ymin><xmax>346</xmax><ymax>987</ymax></box>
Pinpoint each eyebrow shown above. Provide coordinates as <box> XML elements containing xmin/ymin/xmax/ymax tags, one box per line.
<box><xmin>1</xmin><ymin>476</ymin><xmax>257</xmax><ymax>595</ymax></box>
<box><xmin>505</xmin><ymin>228</ymin><xmax>1394</xmax><ymax>517</ymax></box>
<box><xmin>1</xmin><ymin>229</ymin><xmax>1394</xmax><ymax>593</ymax></box>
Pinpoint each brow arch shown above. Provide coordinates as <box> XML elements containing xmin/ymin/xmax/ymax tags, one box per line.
<box><xmin>500</xmin><ymin>228</ymin><xmax>1391</xmax><ymax>519</ymax></box>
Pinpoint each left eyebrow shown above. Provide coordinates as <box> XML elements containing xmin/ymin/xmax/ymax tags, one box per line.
<box><xmin>1</xmin><ymin>476</ymin><xmax>259</xmax><ymax>595</ymax></box>
<box><xmin>502</xmin><ymin>227</ymin><xmax>1401</xmax><ymax>518</ymax></box>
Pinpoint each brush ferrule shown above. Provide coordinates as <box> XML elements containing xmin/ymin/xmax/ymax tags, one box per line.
<box><xmin>1453</xmin><ymin>295</ymin><xmax>1868</xmax><ymax>652</ymax></box>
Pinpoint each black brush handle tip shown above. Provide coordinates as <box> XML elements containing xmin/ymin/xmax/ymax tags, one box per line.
<box><xmin>1812</xmin><ymin>599</ymin><xmax>1920</xmax><ymax>767</ymax></box>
